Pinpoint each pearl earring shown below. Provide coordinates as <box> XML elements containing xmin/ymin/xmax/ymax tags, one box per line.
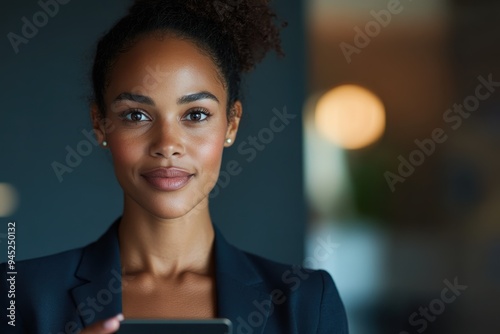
<box><xmin>225</xmin><ymin>138</ymin><xmax>232</xmax><ymax>144</ymax></box>
<box><xmin>102</xmin><ymin>141</ymin><xmax>108</xmax><ymax>147</ymax></box>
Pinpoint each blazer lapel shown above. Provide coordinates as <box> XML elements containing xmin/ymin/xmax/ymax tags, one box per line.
<box><xmin>68</xmin><ymin>220</ymin><xmax>273</xmax><ymax>333</ymax></box>
<box><xmin>71</xmin><ymin>220</ymin><xmax>123</xmax><ymax>327</ymax></box>
<box><xmin>214</xmin><ymin>226</ymin><xmax>273</xmax><ymax>334</ymax></box>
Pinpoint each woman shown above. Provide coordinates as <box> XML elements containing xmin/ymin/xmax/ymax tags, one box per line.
<box><xmin>1</xmin><ymin>0</ymin><xmax>348</xmax><ymax>333</ymax></box>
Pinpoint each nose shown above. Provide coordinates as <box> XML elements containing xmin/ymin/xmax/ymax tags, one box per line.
<box><xmin>149</xmin><ymin>121</ymin><xmax>185</xmax><ymax>159</ymax></box>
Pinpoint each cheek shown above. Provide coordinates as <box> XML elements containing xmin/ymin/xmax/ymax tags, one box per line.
<box><xmin>188</xmin><ymin>118</ymin><xmax>228</xmax><ymax>174</ymax></box>
<box><xmin>188</xmin><ymin>129</ymin><xmax>225</xmax><ymax>188</ymax></box>
<box><xmin>194</xmin><ymin>139</ymin><xmax>225</xmax><ymax>195</ymax></box>
<box><xmin>195</xmin><ymin>134</ymin><xmax>225</xmax><ymax>174</ymax></box>
<box><xmin>108</xmin><ymin>135</ymin><xmax>144</xmax><ymax>173</ymax></box>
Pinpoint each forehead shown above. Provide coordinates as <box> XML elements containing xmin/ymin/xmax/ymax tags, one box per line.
<box><xmin>105</xmin><ymin>34</ymin><xmax>226</xmax><ymax>103</ymax></box>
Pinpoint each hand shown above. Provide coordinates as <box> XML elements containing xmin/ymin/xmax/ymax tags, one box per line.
<box><xmin>79</xmin><ymin>314</ymin><xmax>124</xmax><ymax>334</ymax></box>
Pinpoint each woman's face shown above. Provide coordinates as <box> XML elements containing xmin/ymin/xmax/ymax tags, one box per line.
<box><xmin>92</xmin><ymin>34</ymin><xmax>241</xmax><ymax>219</ymax></box>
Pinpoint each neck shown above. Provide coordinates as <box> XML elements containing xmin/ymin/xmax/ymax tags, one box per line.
<box><xmin>118</xmin><ymin>195</ymin><xmax>215</xmax><ymax>277</ymax></box>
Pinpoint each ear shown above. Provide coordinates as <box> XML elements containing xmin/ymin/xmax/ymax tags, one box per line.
<box><xmin>90</xmin><ymin>104</ymin><xmax>107</xmax><ymax>146</ymax></box>
<box><xmin>224</xmin><ymin>101</ymin><xmax>242</xmax><ymax>147</ymax></box>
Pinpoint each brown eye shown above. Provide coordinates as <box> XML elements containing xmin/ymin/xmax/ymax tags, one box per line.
<box><xmin>131</xmin><ymin>111</ymin><xmax>143</xmax><ymax>121</ymax></box>
<box><xmin>184</xmin><ymin>109</ymin><xmax>210</xmax><ymax>122</ymax></box>
<box><xmin>121</xmin><ymin>110</ymin><xmax>151</xmax><ymax>122</ymax></box>
<box><xmin>191</xmin><ymin>112</ymin><xmax>202</xmax><ymax>121</ymax></box>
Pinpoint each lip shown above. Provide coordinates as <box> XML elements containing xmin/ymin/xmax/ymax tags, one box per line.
<box><xmin>141</xmin><ymin>167</ymin><xmax>194</xmax><ymax>191</ymax></box>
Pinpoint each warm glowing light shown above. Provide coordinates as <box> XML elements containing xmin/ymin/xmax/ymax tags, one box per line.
<box><xmin>315</xmin><ymin>85</ymin><xmax>386</xmax><ymax>149</ymax></box>
<box><xmin>0</xmin><ymin>183</ymin><xmax>19</xmax><ymax>217</ymax></box>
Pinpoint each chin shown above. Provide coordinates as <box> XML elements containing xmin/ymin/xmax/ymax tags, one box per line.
<box><xmin>139</xmin><ymin>193</ymin><xmax>210</xmax><ymax>220</ymax></box>
<box><xmin>147</xmin><ymin>206</ymin><xmax>209</xmax><ymax>221</ymax></box>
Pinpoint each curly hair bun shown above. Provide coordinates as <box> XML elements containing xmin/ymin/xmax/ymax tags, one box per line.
<box><xmin>130</xmin><ymin>0</ymin><xmax>286</xmax><ymax>72</ymax></box>
<box><xmin>91</xmin><ymin>0</ymin><xmax>286</xmax><ymax>115</ymax></box>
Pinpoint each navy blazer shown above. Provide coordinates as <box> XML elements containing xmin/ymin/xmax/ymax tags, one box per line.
<box><xmin>1</xmin><ymin>219</ymin><xmax>348</xmax><ymax>334</ymax></box>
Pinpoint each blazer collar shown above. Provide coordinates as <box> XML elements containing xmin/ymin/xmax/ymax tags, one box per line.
<box><xmin>71</xmin><ymin>219</ymin><xmax>123</xmax><ymax>326</ymax></box>
<box><xmin>214</xmin><ymin>226</ymin><xmax>272</xmax><ymax>333</ymax></box>
<box><xmin>71</xmin><ymin>219</ymin><xmax>272</xmax><ymax>333</ymax></box>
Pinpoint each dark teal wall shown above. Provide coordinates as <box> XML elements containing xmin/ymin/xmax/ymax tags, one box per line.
<box><xmin>0</xmin><ymin>0</ymin><xmax>306</xmax><ymax>265</ymax></box>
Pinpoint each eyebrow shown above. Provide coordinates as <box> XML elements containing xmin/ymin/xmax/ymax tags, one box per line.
<box><xmin>113</xmin><ymin>93</ymin><xmax>155</xmax><ymax>106</ymax></box>
<box><xmin>112</xmin><ymin>91</ymin><xmax>219</xmax><ymax>106</ymax></box>
<box><xmin>177</xmin><ymin>91</ymin><xmax>219</xmax><ymax>104</ymax></box>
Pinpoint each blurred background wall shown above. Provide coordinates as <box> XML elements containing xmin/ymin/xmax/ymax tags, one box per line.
<box><xmin>1</xmin><ymin>0</ymin><xmax>499</xmax><ymax>333</ymax></box>
<box><xmin>304</xmin><ymin>0</ymin><xmax>500</xmax><ymax>333</ymax></box>
<box><xmin>0</xmin><ymin>0</ymin><xmax>305</xmax><ymax>264</ymax></box>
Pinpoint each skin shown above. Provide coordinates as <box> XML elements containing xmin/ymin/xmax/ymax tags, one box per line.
<box><xmin>83</xmin><ymin>34</ymin><xmax>242</xmax><ymax>333</ymax></box>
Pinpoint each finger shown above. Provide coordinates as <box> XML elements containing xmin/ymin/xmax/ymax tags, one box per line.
<box><xmin>80</xmin><ymin>313</ymin><xmax>124</xmax><ymax>334</ymax></box>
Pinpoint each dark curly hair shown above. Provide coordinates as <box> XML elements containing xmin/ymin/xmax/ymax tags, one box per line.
<box><xmin>91</xmin><ymin>0</ymin><xmax>285</xmax><ymax>117</ymax></box>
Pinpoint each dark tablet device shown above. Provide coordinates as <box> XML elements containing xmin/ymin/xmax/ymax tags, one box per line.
<box><xmin>116</xmin><ymin>319</ymin><xmax>232</xmax><ymax>334</ymax></box>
